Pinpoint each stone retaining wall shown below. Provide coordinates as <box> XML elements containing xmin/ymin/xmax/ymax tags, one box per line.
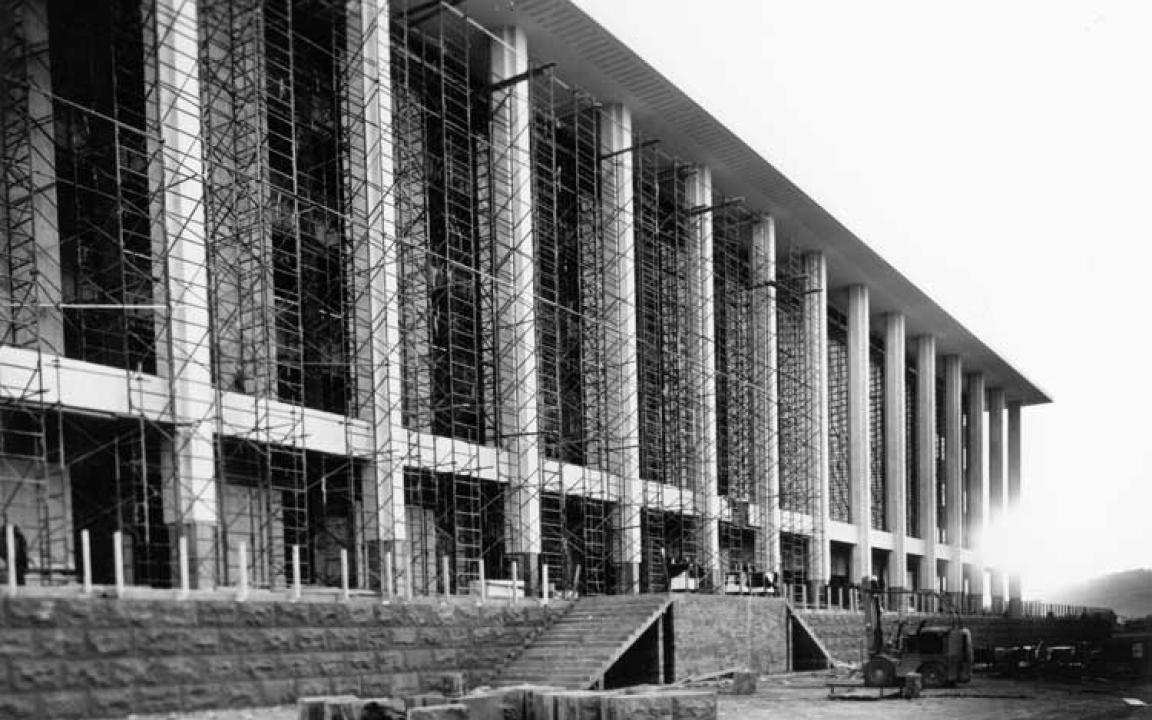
<box><xmin>0</xmin><ymin>594</ymin><xmax>566</xmax><ymax>719</ymax></box>
<box><xmin>672</xmin><ymin>595</ymin><xmax>789</xmax><ymax>679</ymax></box>
<box><xmin>798</xmin><ymin>609</ymin><xmax>1113</xmax><ymax>665</ymax></box>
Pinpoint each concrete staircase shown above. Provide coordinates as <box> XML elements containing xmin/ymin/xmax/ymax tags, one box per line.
<box><xmin>495</xmin><ymin>594</ymin><xmax>674</xmax><ymax>689</ymax></box>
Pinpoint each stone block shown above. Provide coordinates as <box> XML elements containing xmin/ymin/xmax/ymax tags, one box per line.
<box><xmin>63</xmin><ymin>658</ymin><xmax>113</xmax><ymax>688</ymax></box>
<box><xmin>37</xmin><ymin>628</ymin><xmax>89</xmax><ymax>657</ymax></box>
<box><xmin>502</xmin><ymin>684</ymin><xmax>566</xmax><ymax>720</ymax></box>
<box><xmin>0</xmin><ymin>629</ymin><xmax>36</xmax><ymax>657</ymax></box>
<box><xmin>421</xmin><ymin>670</ymin><xmax>465</xmax><ymax>696</ymax></box>
<box><xmin>38</xmin><ymin>690</ymin><xmax>89</xmax><ymax>719</ymax></box>
<box><xmin>318</xmin><ymin>697</ymin><xmax>407</xmax><ymax>720</ymax></box>
<box><xmin>672</xmin><ymin>691</ymin><xmax>717</xmax><ymax>720</ymax></box>
<box><xmin>261</xmin><ymin>678</ymin><xmax>298</xmax><ymax>705</ymax></box>
<box><xmin>375</xmin><ymin>649</ymin><xmax>406</xmax><ymax>671</ymax></box>
<box><xmin>220</xmin><ymin>627</ymin><xmax>266</xmax><ymax>653</ymax></box>
<box><xmin>603</xmin><ymin>693</ymin><xmax>675</xmax><ymax>720</ymax></box>
<box><xmin>10</xmin><ymin>657</ymin><xmax>64</xmax><ymax>691</ymax></box>
<box><xmin>406</xmin><ymin>691</ymin><xmax>447</xmax><ymax>707</ymax></box>
<box><xmin>298</xmin><ymin>694</ymin><xmax>359</xmax><ymax>720</ymax></box>
<box><xmin>86</xmin><ymin>628</ymin><xmax>132</xmax><ymax>656</ymax></box>
<box><xmin>3</xmin><ymin>598</ymin><xmax>59</xmax><ymax>627</ymax></box>
<box><xmin>297</xmin><ymin>676</ymin><xmax>335</xmax><ymax>697</ymax></box>
<box><xmin>0</xmin><ymin>692</ymin><xmax>37</xmax><ymax>720</ymax></box>
<box><xmin>278</xmin><ymin>601</ymin><xmax>315</xmax><ymax>627</ymax></box>
<box><xmin>313</xmin><ymin>602</ymin><xmax>352</xmax><ymax>627</ymax></box>
<box><xmin>197</xmin><ymin>599</ymin><xmax>239</xmax><ymax>626</ymax></box>
<box><xmin>391</xmin><ymin>626</ymin><xmax>418</xmax><ymax>644</ymax></box>
<box><xmin>731</xmin><ymin>671</ymin><xmax>757</xmax><ymax>695</ymax></box>
<box><xmin>458</xmin><ymin>691</ymin><xmax>505</xmax><ymax>720</ymax></box>
<box><xmin>347</xmin><ymin>603</ymin><xmax>377</xmax><ymax>626</ymax></box>
<box><xmin>89</xmin><ymin>686</ymin><xmax>135</xmax><ymax>717</ymax></box>
<box><xmin>554</xmin><ymin>690</ymin><xmax>609</xmax><ymax>720</ymax></box>
<box><xmin>133</xmin><ymin>683</ymin><xmax>182</xmax><ymax>715</ymax></box>
<box><xmin>326</xmin><ymin>627</ymin><xmax>364</xmax><ymax>651</ymax></box>
<box><xmin>406</xmin><ymin>704</ymin><xmax>469</xmax><ymax>720</ymax></box>
<box><xmin>239</xmin><ymin>653</ymin><xmax>281</xmax><ymax>680</ymax></box>
<box><xmin>236</xmin><ymin>601</ymin><xmax>279</xmax><ymax>627</ymax></box>
<box><xmin>297</xmin><ymin>627</ymin><xmax>328</xmax><ymax>651</ymax></box>
<box><xmin>330</xmin><ymin>674</ymin><xmax>363</xmax><ymax>696</ymax></box>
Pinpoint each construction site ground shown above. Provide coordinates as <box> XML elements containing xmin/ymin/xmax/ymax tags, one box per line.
<box><xmin>113</xmin><ymin>674</ymin><xmax>1152</xmax><ymax>720</ymax></box>
<box><xmin>718</xmin><ymin>673</ymin><xmax>1152</xmax><ymax>720</ymax></box>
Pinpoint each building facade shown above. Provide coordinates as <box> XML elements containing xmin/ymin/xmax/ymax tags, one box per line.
<box><xmin>0</xmin><ymin>0</ymin><xmax>1047</xmax><ymax>610</ymax></box>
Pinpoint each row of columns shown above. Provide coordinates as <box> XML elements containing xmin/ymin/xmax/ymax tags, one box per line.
<box><xmin>62</xmin><ymin>1</ymin><xmax>1029</xmax><ymax>604</ymax></box>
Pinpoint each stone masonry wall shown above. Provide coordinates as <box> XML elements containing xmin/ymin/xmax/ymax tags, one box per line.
<box><xmin>673</xmin><ymin>595</ymin><xmax>789</xmax><ymax>680</ymax></box>
<box><xmin>0</xmin><ymin>594</ymin><xmax>566</xmax><ymax>719</ymax></box>
<box><xmin>798</xmin><ymin>610</ymin><xmax>1113</xmax><ymax>665</ymax></box>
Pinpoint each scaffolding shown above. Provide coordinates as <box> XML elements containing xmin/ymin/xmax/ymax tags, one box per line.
<box><xmin>3</xmin><ymin>0</ymin><xmax>841</xmax><ymax>600</ymax></box>
<box><xmin>774</xmin><ymin>247</ymin><xmax>825</xmax><ymax>594</ymax></box>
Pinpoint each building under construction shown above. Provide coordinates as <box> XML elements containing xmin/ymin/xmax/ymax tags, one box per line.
<box><xmin>0</xmin><ymin>0</ymin><xmax>1049</xmax><ymax>610</ymax></box>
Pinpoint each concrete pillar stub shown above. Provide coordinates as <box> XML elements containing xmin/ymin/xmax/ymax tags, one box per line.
<box><xmin>804</xmin><ymin>252</ymin><xmax>831</xmax><ymax>588</ymax></box>
<box><xmin>884</xmin><ymin>314</ymin><xmax>907</xmax><ymax>591</ymax></box>
<box><xmin>491</xmin><ymin>27</ymin><xmax>543</xmax><ymax>559</ymax></box>
<box><xmin>600</xmin><ymin>103</ymin><xmax>641</xmax><ymax>592</ymax></box>
<box><xmin>915</xmin><ymin>336</ymin><xmax>937</xmax><ymax>592</ymax></box>
<box><xmin>943</xmin><ymin>355</ymin><xmax>964</xmax><ymax>596</ymax></box>
<box><xmin>684</xmin><ymin>165</ymin><xmax>721</xmax><ymax>590</ymax></box>
<box><xmin>750</xmin><ymin>216</ymin><xmax>780</xmax><ymax>577</ymax></box>
<box><xmin>847</xmin><ymin>285</ymin><xmax>871</xmax><ymax>582</ymax></box>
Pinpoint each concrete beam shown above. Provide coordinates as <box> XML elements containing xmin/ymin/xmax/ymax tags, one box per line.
<box><xmin>847</xmin><ymin>285</ymin><xmax>871</xmax><ymax>582</ymax></box>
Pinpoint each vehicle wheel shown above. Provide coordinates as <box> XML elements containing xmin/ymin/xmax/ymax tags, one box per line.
<box><xmin>918</xmin><ymin>662</ymin><xmax>947</xmax><ymax>688</ymax></box>
<box><xmin>863</xmin><ymin>657</ymin><xmax>895</xmax><ymax>687</ymax></box>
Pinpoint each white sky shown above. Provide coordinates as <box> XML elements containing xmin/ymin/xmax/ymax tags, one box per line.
<box><xmin>571</xmin><ymin>0</ymin><xmax>1152</xmax><ymax>598</ymax></box>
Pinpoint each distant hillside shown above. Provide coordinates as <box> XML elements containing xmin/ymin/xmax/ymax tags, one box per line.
<box><xmin>1047</xmin><ymin>569</ymin><xmax>1152</xmax><ymax>619</ymax></box>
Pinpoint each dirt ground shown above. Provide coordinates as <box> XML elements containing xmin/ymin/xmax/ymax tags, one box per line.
<box><xmin>718</xmin><ymin>673</ymin><xmax>1152</xmax><ymax>720</ymax></box>
<box><xmin>122</xmin><ymin>675</ymin><xmax>1152</xmax><ymax>720</ymax></box>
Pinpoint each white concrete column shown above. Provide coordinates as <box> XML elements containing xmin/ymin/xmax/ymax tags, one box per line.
<box><xmin>884</xmin><ymin>314</ymin><xmax>907</xmax><ymax>590</ymax></box>
<box><xmin>966</xmin><ymin>372</ymin><xmax>986</xmax><ymax>606</ymax></box>
<box><xmin>600</xmin><ymin>104</ymin><xmax>641</xmax><ymax>593</ymax></box>
<box><xmin>750</xmin><ymin>216</ymin><xmax>780</xmax><ymax>577</ymax></box>
<box><xmin>804</xmin><ymin>252</ymin><xmax>831</xmax><ymax>590</ymax></box>
<box><xmin>364</xmin><ymin>0</ymin><xmax>409</xmax><ymax>595</ymax></box>
<box><xmin>915</xmin><ymin>336</ymin><xmax>937</xmax><ymax>592</ymax></box>
<box><xmin>1007</xmin><ymin>400</ymin><xmax>1023</xmax><ymax>613</ymax></box>
<box><xmin>987</xmin><ymin>387</ymin><xmax>1006</xmax><ymax>609</ymax></box>
<box><xmin>684</xmin><ymin>166</ymin><xmax>721</xmax><ymax>589</ymax></box>
<box><xmin>490</xmin><ymin>28</ymin><xmax>543</xmax><ymax>579</ymax></box>
<box><xmin>27</xmin><ymin>0</ymin><xmax>63</xmax><ymax>354</ymax></box>
<box><xmin>153</xmin><ymin>0</ymin><xmax>218</xmax><ymax>586</ymax></box>
<box><xmin>847</xmin><ymin>285</ymin><xmax>871</xmax><ymax>583</ymax></box>
<box><xmin>943</xmin><ymin>355</ymin><xmax>964</xmax><ymax>596</ymax></box>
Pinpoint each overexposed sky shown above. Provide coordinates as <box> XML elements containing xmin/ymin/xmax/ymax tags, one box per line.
<box><xmin>572</xmin><ymin>0</ymin><xmax>1152</xmax><ymax>597</ymax></box>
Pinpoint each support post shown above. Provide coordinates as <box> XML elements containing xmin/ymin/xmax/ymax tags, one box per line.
<box><xmin>81</xmin><ymin>529</ymin><xmax>92</xmax><ymax>594</ymax></box>
<box><xmin>988</xmin><ymin>388</ymin><xmax>1006</xmax><ymax>611</ymax></box>
<box><xmin>292</xmin><ymin>545</ymin><xmax>302</xmax><ymax>601</ymax></box>
<box><xmin>847</xmin><ymin>285</ymin><xmax>872</xmax><ymax>582</ymax></box>
<box><xmin>178</xmin><ymin>535</ymin><xmax>189</xmax><ymax>600</ymax></box>
<box><xmin>5</xmin><ymin>524</ymin><xmax>15</xmax><ymax>594</ymax></box>
<box><xmin>966</xmin><ymin>373</ymin><xmax>986</xmax><ymax>606</ymax></box>
<box><xmin>491</xmin><ymin>27</ymin><xmax>542</xmax><ymax>597</ymax></box>
<box><xmin>113</xmin><ymin>530</ymin><xmax>125</xmax><ymax>597</ymax></box>
<box><xmin>804</xmin><ymin>252</ymin><xmax>831</xmax><ymax>597</ymax></box>
<box><xmin>685</xmin><ymin>165</ymin><xmax>721</xmax><ymax>590</ymax></box>
<box><xmin>750</xmin><ymin>216</ymin><xmax>781</xmax><ymax>577</ymax></box>
<box><xmin>154</xmin><ymin>0</ymin><xmax>218</xmax><ymax>589</ymax></box>
<box><xmin>1007</xmin><ymin>401</ymin><xmax>1023</xmax><ymax>615</ymax></box>
<box><xmin>944</xmin><ymin>356</ymin><xmax>964</xmax><ymax>599</ymax></box>
<box><xmin>915</xmin><ymin>336</ymin><xmax>937</xmax><ymax>593</ymax></box>
<box><xmin>236</xmin><ymin>541</ymin><xmax>248</xmax><ymax>602</ymax></box>
<box><xmin>600</xmin><ymin>103</ymin><xmax>642</xmax><ymax>593</ymax></box>
<box><xmin>884</xmin><ymin>314</ymin><xmax>908</xmax><ymax>593</ymax></box>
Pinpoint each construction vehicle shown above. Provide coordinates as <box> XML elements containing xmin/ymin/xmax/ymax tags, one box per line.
<box><xmin>861</xmin><ymin>580</ymin><xmax>975</xmax><ymax>691</ymax></box>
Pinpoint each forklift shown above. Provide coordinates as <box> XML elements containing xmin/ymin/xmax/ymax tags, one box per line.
<box><xmin>861</xmin><ymin>579</ymin><xmax>975</xmax><ymax>691</ymax></box>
